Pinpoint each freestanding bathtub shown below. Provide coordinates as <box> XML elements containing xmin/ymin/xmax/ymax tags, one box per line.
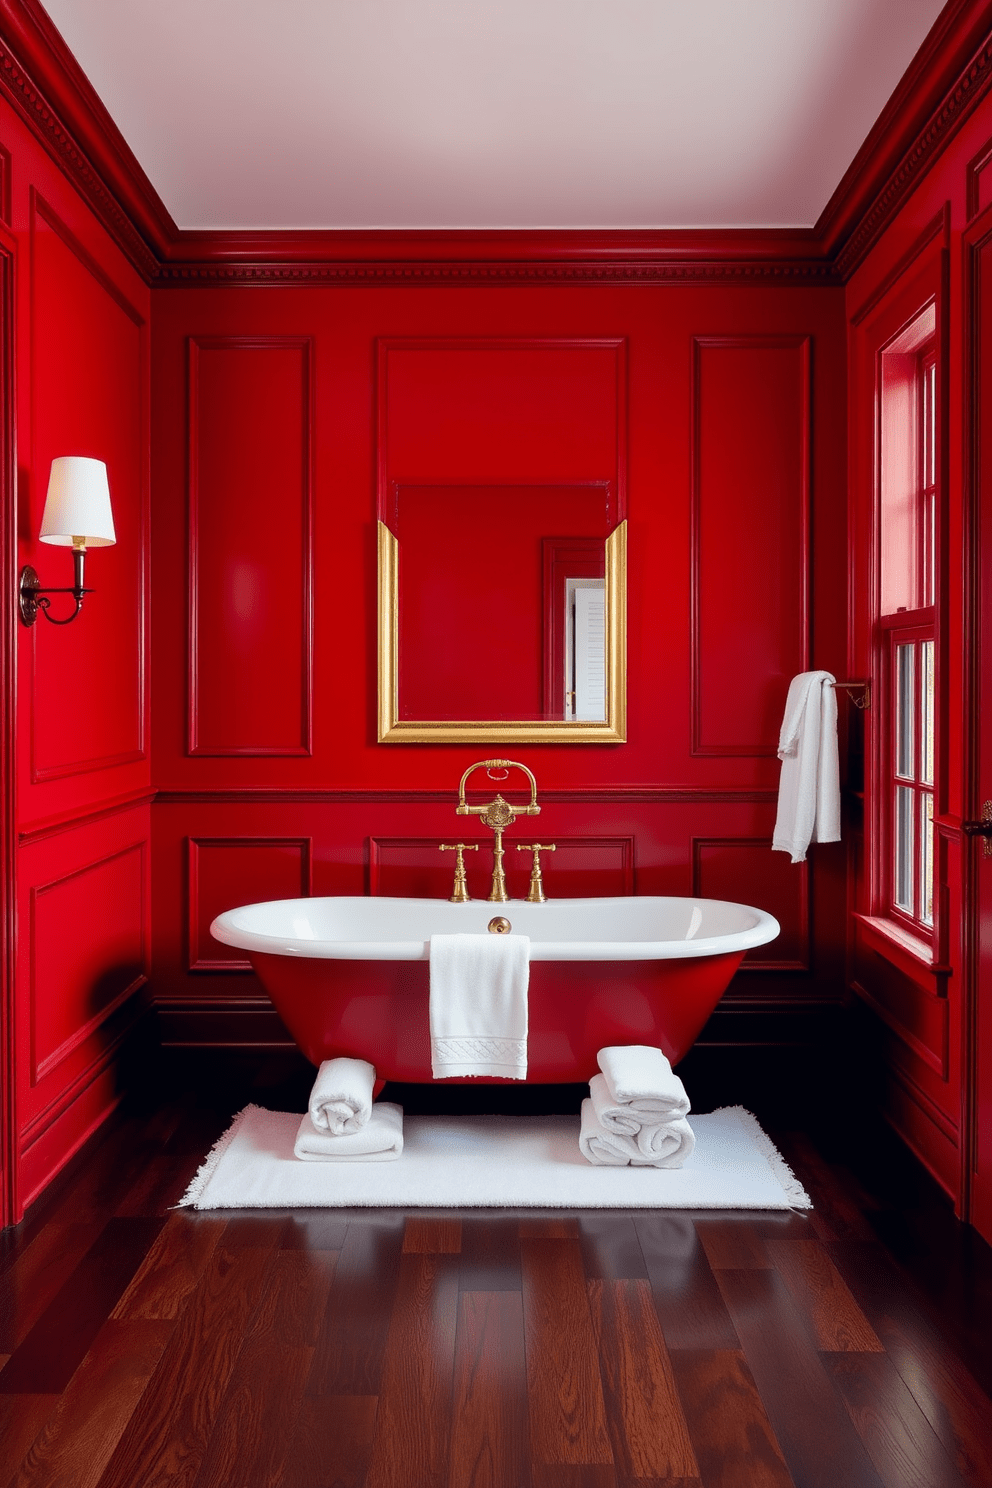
<box><xmin>211</xmin><ymin>895</ymin><xmax>780</xmax><ymax>1082</ymax></box>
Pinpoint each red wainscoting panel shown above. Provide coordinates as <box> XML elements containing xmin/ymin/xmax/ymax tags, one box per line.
<box><xmin>187</xmin><ymin>836</ymin><xmax>313</xmax><ymax>971</ymax></box>
<box><xmin>369</xmin><ymin>835</ymin><xmax>634</xmax><ymax>901</ymax></box>
<box><xmin>691</xmin><ymin>336</ymin><xmax>810</xmax><ymax>758</ymax></box>
<box><xmin>188</xmin><ymin>337</ymin><xmax>313</xmax><ymax>757</ymax></box>
<box><xmin>378</xmin><ymin>339</ymin><xmax>626</xmax><ymax>492</ymax></box>
<box><xmin>30</xmin><ymin>842</ymin><xmax>146</xmax><ymax>1083</ymax></box>
<box><xmin>29</xmin><ymin>192</ymin><xmax>146</xmax><ymax>782</ymax></box>
<box><xmin>692</xmin><ymin>837</ymin><xmax>810</xmax><ymax>971</ymax></box>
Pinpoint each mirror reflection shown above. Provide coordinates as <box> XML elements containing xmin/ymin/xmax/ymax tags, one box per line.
<box><xmin>377</xmin><ymin>483</ymin><xmax>626</xmax><ymax>744</ymax></box>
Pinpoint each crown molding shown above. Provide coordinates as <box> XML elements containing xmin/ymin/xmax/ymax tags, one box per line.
<box><xmin>818</xmin><ymin>0</ymin><xmax>992</xmax><ymax>277</ymax></box>
<box><xmin>1</xmin><ymin>0</ymin><xmax>992</xmax><ymax>288</ymax></box>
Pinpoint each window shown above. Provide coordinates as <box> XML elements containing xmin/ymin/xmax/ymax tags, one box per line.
<box><xmin>879</xmin><ymin>310</ymin><xmax>937</xmax><ymax>938</ymax></box>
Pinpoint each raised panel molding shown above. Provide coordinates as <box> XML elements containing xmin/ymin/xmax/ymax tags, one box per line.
<box><xmin>187</xmin><ymin>836</ymin><xmax>313</xmax><ymax>972</ymax></box>
<box><xmin>690</xmin><ymin>335</ymin><xmax>810</xmax><ymax>758</ymax></box>
<box><xmin>29</xmin><ymin>842</ymin><xmax>147</xmax><ymax>1084</ymax></box>
<box><xmin>188</xmin><ymin>336</ymin><xmax>314</xmax><ymax>757</ymax></box>
<box><xmin>28</xmin><ymin>192</ymin><xmax>147</xmax><ymax>783</ymax></box>
<box><xmin>692</xmin><ymin>837</ymin><xmax>810</xmax><ymax>971</ymax></box>
<box><xmin>369</xmin><ymin>835</ymin><xmax>634</xmax><ymax>900</ymax></box>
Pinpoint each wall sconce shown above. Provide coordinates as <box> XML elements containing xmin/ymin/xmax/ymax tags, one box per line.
<box><xmin>19</xmin><ymin>457</ymin><xmax>116</xmax><ymax>626</ymax></box>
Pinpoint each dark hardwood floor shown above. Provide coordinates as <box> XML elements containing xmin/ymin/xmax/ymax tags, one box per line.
<box><xmin>1</xmin><ymin>1049</ymin><xmax>990</xmax><ymax>1488</ymax></box>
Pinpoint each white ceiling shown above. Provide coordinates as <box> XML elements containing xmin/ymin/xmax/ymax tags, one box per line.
<box><xmin>42</xmin><ymin>0</ymin><xmax>948</xmax><ymax>232</ymax></box>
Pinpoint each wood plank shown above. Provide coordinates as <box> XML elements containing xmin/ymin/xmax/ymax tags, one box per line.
<box><xmin>112</xmin><ymin>1215</ymin><xmax>226</xmax><ymax>1321</ymax></box>
<box><xmin>0</xmin><ymin>1219</ymin><xmax>163</xmax><ymax>1394</ymax></box>
<box><xmin>0</xmin><ymin>1223</ymin><xmax>105</xmax><ymax>1352</ymax></box>
<box><xmin>824</xmin><ymin>1352</ymin><xmax>974</xmax><ymax>1488</ymax></box>
<box><xmin>113</xmin><ymin>1158</ymin><xmax>194</xmax><ymax>1219</ymax></box>
<box><xmin>694</xmin><ymin>1218</ymin><xmax>773</xmax><ymax>1271</ymax></box>
<box><xmin>93</xmin><ymin>1237</ymin><xmax>278</xmax><ymax>1488</ymax></box>
<box><xmin>365</xmin><ymin>1252</ymin><xmax>459</xmax><ymax>1488</ymax></box>
<box><xmin>520</xmin><ymin>1238</ymin><xmax>613</xmax><ymax>1468</ymax></box>
<box><xmin>7</xmin><ymin>1320</ymin><xmax>173</xmax><ymax>1488</ymax></box>
<box><xmin>766</xmin><ymin>1239</ymin><xmax>883</xmax><ymax>1352</ymax></box>
<box><xmin>531</xmin><ymin>1466</ymin><xmax>617</xmax><ymax>1488</ymax></box>
<box><xmin>521</xmin><ymin>1218</ymin><xmax>580</xmax><ymax>1239</ymax></box>
<box><xmin>305</xmin><ymin>1216</ymin><xmax>406</xmax><ymax>1396</ymax></box>
<box><xmin>0</xmin><ymin>1396</ymin><xmax>59</xmax><ymax>1488</ymax></box>
<box><xmin>633</xmin><ymin>1213</ymin><xmax>739</xmax><ymax>1350</ymax></box>
<box><xmin>458</xmin><ymin>1217</ymin><xmax>523</xmax><ymax>1292</ymax></box>
<box><xmin>715</xmin><ymin>1267</ymin><xmax>887</xmax><ymax>1488</ymax></box>
<box><xmin>669</xmin><ymin>1349</ymin><xmax>795</xmax><ymax>1488</ymax></box>
<box><xmin>279</xmin><ymin>1213</ymin><xmax>349</xmax><ymax>1250</ymax></box>
<box><xmin>449</xmin><ymin>1291</ymin><xmax>529</xmax><ymax>1488</ymax></box>
<box><xmin>587</xmin><ymin>1277</ymin><xmax>700</xmax><ymax>1482</ymax></box>
<box><xmin>403</xmin><ymin>1217</ymin><xmax>462</xmax><ymax>1253</ymax></box>
<box><xmin>770</xmin><ymin>1133</ymin><xmax>876</xmax><ymax>1243</ymax></box>
<box><xmin>274</xmin><ymin>1395</ymin><xmax>378</xmax><ymax>1488</ymax></box>
<box><xmin>577</xmin><ymin>1215</ymin><xmax>649</xmax><ymax>1280</ymax></box>
<box><xmin>828</xmin><ymin>1241</ymin><xmax>992</xmax><ymax>1488</ymax></box>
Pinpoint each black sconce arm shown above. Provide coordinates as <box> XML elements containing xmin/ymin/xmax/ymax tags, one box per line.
<box><xmin>18</xmin><ymin>548</ymin><xmax>92</xmax><ymax>626</ymax></box>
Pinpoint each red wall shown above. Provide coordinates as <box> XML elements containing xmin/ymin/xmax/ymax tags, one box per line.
<box><xmin>1</xmin><ymin>93</ymin><xmax>151</xmax><ymax>1220</ymax></box>
<box><xmin>149</xmin><ymin>282</ymin><xmax>849</xmax><ymax>1053</ymax></box>
<box><xmin>845</xmin><ymin>80</ymin><xmax>992</xmax><ymax>1203</ymax></box>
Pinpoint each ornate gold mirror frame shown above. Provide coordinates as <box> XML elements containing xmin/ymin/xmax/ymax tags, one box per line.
<box><xmin>377</xmin><ymin>519</ymin><xmax>627</xmax><ymax>743</ymax></box>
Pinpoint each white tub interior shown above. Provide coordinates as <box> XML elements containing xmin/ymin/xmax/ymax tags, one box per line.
<box><xmin>211</xmin><ymin>895</ymin><xmax>780</xmax><ymax>962</ymax></box>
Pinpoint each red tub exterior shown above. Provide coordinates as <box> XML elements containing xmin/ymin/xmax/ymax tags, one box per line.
<box><xmin>249</xmin><ymin>948</ymin><xmax>744</xmax><ymax>1079</ymax></box>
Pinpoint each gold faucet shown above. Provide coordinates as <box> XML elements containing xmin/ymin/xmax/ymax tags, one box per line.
<box><xmin>455</xmin><ymin>759</ymin><xmax>541</xmax><ymax>902</ymax></box>
<box><xmin>516</xmin><ymin>843</ymin><xmax>556</xmax><ymax>903</ymax></box>
<box><xmin>438</xmin><ymin>842</ymin><xmax>478</xmax><ymax>902</ymax></box>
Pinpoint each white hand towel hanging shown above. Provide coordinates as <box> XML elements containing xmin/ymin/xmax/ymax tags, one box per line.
<box><xmin>772</xmin><ymin>670</ymin><xmax>841</xmax><ymax>864</ymax></box>
<box><xmin>429</xmin><ymin>933</ymin><xmax>529</xmax><ymax>1080</ymax></box>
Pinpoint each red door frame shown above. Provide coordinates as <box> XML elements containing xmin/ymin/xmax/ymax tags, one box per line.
<box><xmin>0</xmin><ymin>221</ymin><xmax>16</xmax><ymax>1228</ymax></box>
<box><xmin>961</xmin><ymin>199</ymin><xmax>992</xmax><ymax>1240</ymax></box>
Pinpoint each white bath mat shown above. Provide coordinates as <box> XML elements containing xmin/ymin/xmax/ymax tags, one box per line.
<box><xmin>178</xmin><ymin>1104</ymin><xmax>811</xmax><ymax>1211</ymax></box>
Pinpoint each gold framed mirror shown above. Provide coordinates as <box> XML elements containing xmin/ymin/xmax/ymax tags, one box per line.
<box><xmin>377</xmin><ymin>514</ymin><xmax>626</xmax><ymax>744</ymax></box>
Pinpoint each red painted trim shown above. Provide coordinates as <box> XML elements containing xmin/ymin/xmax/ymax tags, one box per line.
<box><xmin>690</xmin><ymin>835</ymin><xmax>810</xmax><ymax>972</ymax></box>
<box><xmin>17</xmin><ymin>788</ymin><xmax>154</xmax><ymax>845</ymax></box>
<box><xmin>0</xmin><ymin>220</ymin><xmax>16</xmax><ymax>1226</ymax></box>
<box><xmin>186</xmin><ymin>335</ymin><xmax>315</xmax><ymax>758</ymax></box>
<box><xmin>27</xmin><ymin>840</ymin><xmax>149</xmax><ymax>1082</ymax></box>
<box><xmin>0</xmin><ymin>0</ymin><xmax>170</xmax><ymax>274</ymax></box>
<box><xmin>689</xmin><ymin>335</ymin><xmax>811</xmax><ymax>758</ymax></box>
<box><xmin>186</xmin><ymin>835</ymin><xmax>313</xmax><ymax>972</ymax></box>
<box><xmin>958</xmin><ymin>198</ymin><xmax>992</xmax><ymax>1223</ymax></box>
<box><xmin>822</xmin><ymin>0</ymin><xmax>992</xmax><ymax>274</ymax></box>
<box><xmin>367</xmin><ymin>833</ymin><xmax>635</xmax><ymax>898</ymax></box>
<box><xmin>966</xmin><ymin>133</ymin><xmax>992</xmax><ymax>218</ymax></box>
<box><xmin>152</xmin><ymin>786</ymin><xmax>781</xmax><ymax>805</ymax></box>
<box><xmin>0</xmin><ymin>139</ymin><xmax>10</xmax><ymax>225</ymax></box>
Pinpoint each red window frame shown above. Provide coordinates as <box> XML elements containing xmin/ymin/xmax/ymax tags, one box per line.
<box><xmin>878</xmin><ymin>340</ymin><xmax>937</xmax><ymax>940</ymax></box>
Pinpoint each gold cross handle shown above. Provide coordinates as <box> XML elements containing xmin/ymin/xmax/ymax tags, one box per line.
<box><xmin>516</xmin><ymin>843</ymin><xmax>556</xmax><ymax>903</ymax></box>
<box><xmin>439</xmin><ymin>843</ymin><xmax>479</xmax><ymax>903</ymax></box>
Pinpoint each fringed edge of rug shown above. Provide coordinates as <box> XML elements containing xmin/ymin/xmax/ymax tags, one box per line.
<box><xmin>175</xmin><ymin>1103</ymin><xmax>260</xmax><ymax>1209</ymax></box>
<box><xmin>711</xmin><ymin>1105</ymin><xmax>813</xmax><ymax>1210</ymax></box>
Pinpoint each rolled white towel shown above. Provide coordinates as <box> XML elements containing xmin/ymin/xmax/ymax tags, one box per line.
<box><xmin>294</xmin><ymin>1102</ymin><xmax>404</xmax><ymax>1162</ymax></box>
<box><xmin>579</xmin><ymin>1099</ymin><xmax>694</xmax><ymax>1169</ymax></box>
<box><xmin>634</xmin><ymin>1115</ymin><xmax>695</xmax><ymax>1167</ymax></box>
<box><xmin>596</xmin><ymin>1046</ymin><xmax>690</xmax><ymax>1124</ymax></box>
<box><xmin>308</xmin><ymin>1057</ymin><xmax>376</xmax><ymax>1135</ymax></box>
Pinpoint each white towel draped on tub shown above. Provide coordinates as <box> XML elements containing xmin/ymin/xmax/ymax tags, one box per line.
<box><xmin>429</xmin><ymin>933</ymin><xmax>529</xmax><ymax>1080</ymax></box>
<box><xmin>294</xmin><ymin>1102</ymin><xmax>404</xmax><ymax>1161</ymax></box>
<box><xmin>308</xmin><ymin>1057</ymin><xmax>376</xmax><ymax>1135</ymax></box>
<box><xmin>772</xmin><ymin>670</ymin><xmax>841</xmax><ymax>864</ymax></box>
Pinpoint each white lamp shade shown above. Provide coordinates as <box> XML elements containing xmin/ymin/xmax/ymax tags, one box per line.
<box><xmin>39</xmin><ymin>457</ymin><xmax>116</xmax><ymax>548</ymax></box>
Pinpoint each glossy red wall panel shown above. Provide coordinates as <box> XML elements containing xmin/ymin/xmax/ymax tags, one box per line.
<box><xmin>380</xmin><ymin>340</ymin><xmax>623</xmax><ymax>485</ymax></box>
<box><xmin>189</xmin><ymin>337</ymin><xmax>312</xmax><ymax>756</ymax></box>
<box><xmin>691</xmin><ymin>336</ymin><xmax>810</xmax><ymax>756</ymax></box>
<box><xmin>188</xmin><ymin>836</ymin><xmax>312</xmax><ymax>971</ymax></box>
<box><xmin>28</xmin><ymin>194</ymin><xmax>146</xmax><ymax>781</ymax></box>
<box><xmin>5</xmin><ymin>91</ymin><xmax>152</xmax><ymax>1221</ymax></box>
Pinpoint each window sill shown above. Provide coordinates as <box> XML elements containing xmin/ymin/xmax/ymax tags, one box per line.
<box><xmin>854</xmin><ymin>913</ymin><xmax>951</xmax><ymax>988</ymax></box>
